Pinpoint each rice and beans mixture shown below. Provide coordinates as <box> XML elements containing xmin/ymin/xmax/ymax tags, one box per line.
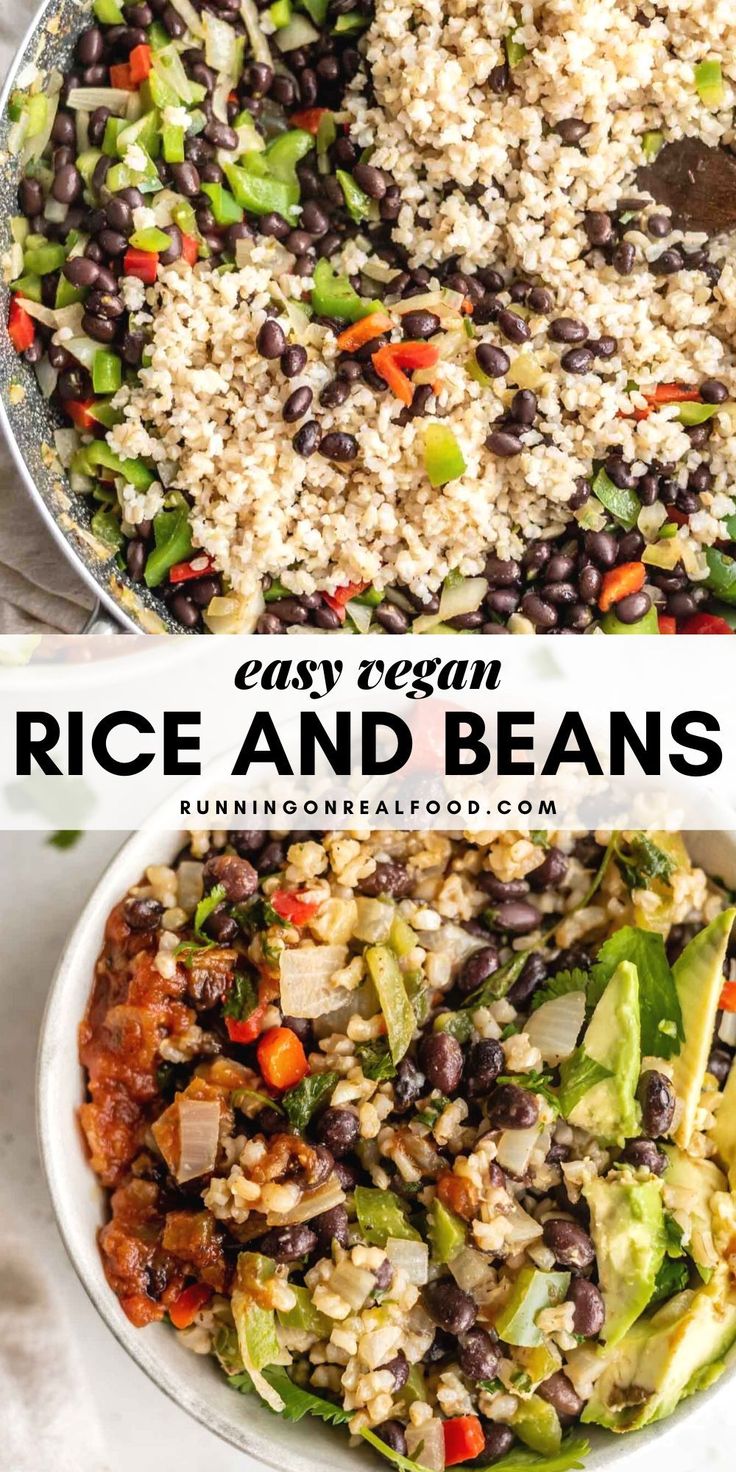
<box><xmin>80</xmin><ymin>826</ymin><xmax>736</xmax><ymax>1468</ymax></box>
<box><xmin>6</xmin><ymin>0</ymin><xmax>736</xmax><ymax>634</ymax></box>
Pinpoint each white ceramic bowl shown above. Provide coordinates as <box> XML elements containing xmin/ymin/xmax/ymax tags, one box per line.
<box><xmin>36</xmin><ymin>828</ymin><xmax>736</xmax><ymax>1472</ymax></box>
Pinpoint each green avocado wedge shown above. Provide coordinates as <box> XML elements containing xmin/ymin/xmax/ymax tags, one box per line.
<box><xmin>710</xmin><ymin>1055</ymin><xmax>736</xmax><ymax>1189</ymax></box>
<box><xmin>670</xmin><ymin>907</ymin><xmax>736</xmax><ymax>1149</ymax></box>
<box><xmin>582</xmin><ymin>1265</ymin><xmax>736</xmax><ymax>1432</ymax></box>
<box><xmin>663</xmin><ymin>1148</ymin><xmax>727</xmax><ymax>1281</ymax></box>
<box><xmin>583</xmin><ymin>1175</ymin><xmax>666</xmax><ymax>1347</ymax></box>
<box><xmin>560</xmin><ymin>960</ymin><xmax>641</xmax><ymax>1144</ymax></box>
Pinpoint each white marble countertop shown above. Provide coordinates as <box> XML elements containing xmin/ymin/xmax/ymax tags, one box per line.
<box><xmin>0</xmin><ymin>830</ymin><xmax>734</xmax><ymax>1472</ymax></box>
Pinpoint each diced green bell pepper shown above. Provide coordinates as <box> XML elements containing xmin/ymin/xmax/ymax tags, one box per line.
<box><xmin>354</xmin><ymin>1186</ymin><xmax>421</xmax><ymax>1247</ymax></box>
<box><xmin>642</xmin><ymin>130</ymin><xmax>664</xmax><ymax>161</ymax></box>
<box><xmin>427</xmin><ymin>1198</ymin><xmax>467</xmax><ymax>1264</ymax></box>
<box><xmin>93</xmin><ymin>0</ymin><xmax>125</xmax><ymax>21</ymax></box>
<box><xmin>365</xmin><ymin>944</ymin><xmax>415</xmax><ymax>1064</ymax></box>
<box><xmin>277</xmin><ymin>1285</ymin><xmax>331</xmax><ymax>1336</ymax></box>
<box><xmin>129</xmin><ymin>226</ymin><xmax>173</xmax><ymax>253</ymax></box>
<box><xmin>24</xmin><ymin>93</ymin><xmax>49</xmax><ymax>139</ymax></box>
<box><xmin>144</xmin><ymin>506</ymin><xmax>193</xmax><ymax>587</ymax></box>
<box><xmin>92</xmin><ymin>350</ymin><xmax>123</xmax><ymax>396</ymax></box>
<box><xmin>311</xmin><ymin>258</ymin><xmax>380</xmax><ymax>322</ymax></box>
<box><xmin>9</xmin><ymin>273</ymin><xmax>42</xmax><ymax>303</ymax></box>
<box><xmin>350</xmin><ymin>584</ymin><xmax>383</xmax><ymax>607</ymax></box>
<box><xmin>495</xmin><ymin>1267</ymin><xmax>571</xmax><ymax>1347</ymax></box>
<box><xmin>103</xmin><ymin>116</ymin><xmax>127</xmax><ymax>157</ymax></box>
<box><xmin>269</xmin><ymin>0</ymin><xmax>292</xmax><ymax>25</ymax></box>
<box><xmin>201</xmin><ymin>182</ymin><xmax>244</xmax><ymax>226</ymax></box>
<box><xmin>264</xmin><ymin>129</ymin><xmax>314</xmax><ymax>183</ymax></box>
<box><xmin>512</xmin><ymin>1396</ymin><xmax>562</xmax><ymax>1456</ymax></box>
<box><xmin>264</xmin><ymin>577</ymin><xmax>292</xmax><ymax>602</ymax></box>
<box><xmin>677</xmin><ymin>401</ymin><xmax>722</xmax><ymax>426</ymax></box>
<box><xmin>423</xmin><ymin>423</ymin><xmax>466</xmax><ymax>487</ymax></box>
<box><xmin>90</xmin><ymin>507</ymin><xmax>124</xmax><ymax>550</ymax></box>
<box><xmin>223</xmin><ymin>161</ymin><xmax>300</xmax><ymax>221</ymax></box>
<box><xmin>55</xmin><ymin>274</ymin><xmax>83</xmax><ymax>308</ymax></box>
<box><xmin>301</xmin><ymin>0</ymin><xmax>328</xmax><ymax>21</ymax></box>
<box><xmin>148</xmin><ymin>18</ymin><xmax>170</xmax><ymax>51</ymax></box>
<box><xmin>162</xmin><ymin>120</ymin><xmax>185</xmax><ymax>163</ymax></box>
<box><xmin>333</xmin><ymin>11</ymin><xmax>369</xmax><ymax>32</ymax></box>
<box><xmin>591</xmin><ymin>466</ymin><xmax>640</xmax><ymax>531</ymax></box>
<box><xmin>695</xmin><ymin>59</ymin><xmax>725</xmax><ymax>108</ymax></box>
<box><xmin>336</xmin><ymin>168</ymin><xmax>371</xmax><ymax>223</ymax></box>
<box><xmin>703</xmin><ymin>548</ymin><xmax>736</xmax><ymax>606</ymax></box>
<box><xmin>82</xmin><ymin>441</ymin><xmax>155</xmax><ymax>491</ymax></box>
<box><xmin>23</xmin><ymin>243</ymin><xmax>66</xmax><ymax>276</ymax></box>
<box><xmin>505</xmin><ymin>29</ymin><xmax>526</xmax><ymax>66</ymax></box>
<box><xmin>601</xmin><ymin>603</ymin><xmax>660</xmax><ymax>635</ymax></box>
<box><xmin>87</xmin><ymin>399</ymin><xmax>125</xmax><ymax>429</ymax></box>
<box><xmin>117</xmin><ymin>110</ymin><xmax>161</xmax><ymax>161</ymax></box>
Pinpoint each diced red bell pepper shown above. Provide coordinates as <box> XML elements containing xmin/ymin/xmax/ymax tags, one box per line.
<box><xmin>181</xmin><ymin>233</ymin><xmax>199</xmax><ymax>266</ymax></box>
<box><xmin>372</xmin><ymin>341</ymin><xmax>440</xmax><ymax>406</ymax></box>
<box><xmin>322</xmin><ymin>580</ymin><xmax>369</xmax><ymax>620</ymax></box>
<box><xmin>8</xmin><ymin>296</ymin><xmax>35</xmax><ymax>353</ymax></box>
<box><xmin>168</xmin><ymin>1282</ymin><xmax>213</xmax><ymax>1329</ymax></box>
<box><xmin>290</xmin><ymin>107</ymin><xmax>329</xmax><ymax>134</ymax></box>
<box><xmin>271</xmin><ymin>890</ymin><xmax>321</xmax><ymax>925</ymax></box>
<box><xmin>109</xmin><ymin>62</ymin><xmax>134</xmax><ymax>90</ymax></box>
<box><xmin>169</xmin><ymin>554</ymin><xmax>215</xmax><ymax>584</ymax></box>
<box><xmin>658</xmin><ymin>614</ymin><xmax>677</xmax><ymax>635</ymax></box>
<box><xmin>65</xmin><ymin>399</ymin><xmax>98</xmax><ymax>431</ymax></box>
<box><xmin>681</xmin><ymin>613</ymin><xmax>734</xmax><ymax>635</ymax></box>
<box><xmin>598</xmin><ymin>561</ymin><xmax>646</xmax><ymax>613</ymax></box>
<box><xmin>443</xmin><ymin>1416</ymin><xmax>486</xmax><ymax>1467</ymax></box>
<box><xmin>632</xmin><ymin>382</ymin><xmax>702</xmax><ymax>422</ymax></box>
<box><xmin>719</xmin><ymin>979</ymin><xmax>736</xmax><ymax>1012</ymax></box>
<box><xmin>124</xmin><ymin>247</ymin><xmax>159</xmax><ymax>284</ymax></box>
<box><xmin>225</xmin><ymin>1003</ymin><xmax>267</xmax><ymax>1045</ymax></box>
<box><xmin>257</xmin><ymin>1026</ymin><xmax>309</xmax><ymax>1091</ymax></box>
<box><xmin>129</xmin><ymin>43</ymin><xmax>153</xmax><ymax>85</ymax></box>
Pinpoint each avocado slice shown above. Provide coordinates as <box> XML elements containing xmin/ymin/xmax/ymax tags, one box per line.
<box><xmin>583</xmin><ymin>1175</ymin><xmax>666</xmax><ymax>1346</ymax></box>
<box><xmin>582</xmin><ymin>1265</ymin><xmax>736</xmax><ymax>1432</ymax></box>
<box><xmin>560</xmin><ymin>959</ymin><xmax>641</xmax><ymax>1144</ymax></box>
<box><xmin>670</xmin><ymin>908</ymin><xmax>736</xmax><ymax>1149</ymax></box>
<box><xmin>711</xmin><ymin>1055</ymin><xmax>736</xmax><ymax>1189</ymax></box>
<box><xmin>663</xmin><ymin>1146</ymin><xmax>727</xmax><ymax>1280</ymax></box>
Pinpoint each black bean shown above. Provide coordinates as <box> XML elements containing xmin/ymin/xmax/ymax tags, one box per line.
<box><xmin>567</xmin><ymin>1278</ymin><xmax>605</xmax><ymax>1337</ymax></box>
<box><xmin>126</xmin><ymin>538</ymin><xmax>147</xmax><ymax>582</ymax></box>
<box><xmin>258</xmin><ymin>1224</ymin><xmax>318</xmax><ymax>1262</ymax></box>
<box><xmin>585</xmin><ymin>530</ymin><xmax>618</xmax><ymax>568</ymax></box>
<box><xmin>77</xmin><ymin>26</ymin><xmax>104</xmax><ymax>64</ymax></box>
<box><xmin>458</xmin><ymin>1326</ymin><xmax>500</xmax><ymax>1381</ymax></box>
<box><xmin>375</xmin><ymin>1423</ymin><xmax>407</xmax><ymax>1457</ymax></box>
<box><xmin>708</xmin><ymin>1049</ymin><xmax>732</xmax><ymax>1086</ymax></box>
<box><xmin>612</xmin><ymin>242</ymin><xmax>636</xmax><ymax>276</ymax></box>
<box><xmin>496</xmin><ymin>308</ymin><xmax>530</xmax><ymax>343</ymax></box>
<box><xmin>590</xmin><ymin>334</ymin><xmax>618</xmax><ymax>358</ymax></box>
<box><xmin>82</xmin><ymin>313</ymin><xmax>118</xmax><ymax>344</ymax></box>
<box><xmin>19</xmin><ymin>176</ymin><xmax>44</xmax><ymax>216</ymax></box>
<box><xmin>647</xmin><ymin>213</ymin><xmax>670</xmax><ymax>237</ymax></box>
<box><xmin>53</xmin><ymin>145</ymin><xmax>75</xmax><ymax>171</ymax></box>
<box><xmin>561</xmin><ymin>347</ymin><xmax>594</xmax><ymax>374</ymax></box>
<box><xmin>313</xmin><ymin>1203</ymin><xmax>349</xmax><ymax>1252</ymax></box>
<box><xmin>315</xmin><ymin>1106</ymin><xmax>359</xmax><ymax>1157</ymax></box>
<box><xmin>385</xmin><ymin>1351</ymin><xmax>409</xmax><ymax>1391</ymax></box>
<box><xmin>700</xmin><ymin>377</ymin><xmax>728</xmax><ymax>404</ymax></box>
<box><xmin>300</xmin><ymin>200</ymin><xmax>329</xmax><ymax>237</ymax></box>
<box><xmin>373</xmin><ymin>1257</ymin><xmax>394</xmax><ymax>1292</ymax></box>
<box><xmin>466</xmin><ymin>1039</ymin><xmax>504</xmax><ymax>1095</ymax></box>
<box><xmin>52</xmin><ymin>111</ymin><xmax>75</xmax><ymax>146</ymax></box>
<box><xmin>62</xmin><ymin>255</ymin><xmax>99</xmax><ymax>289</ymax></box>
<box><xmin>486</xmin><ymin>1083</ymin><xmax>539</xmax><ymax>1130</ymax></box>
<box><xmin>447</xmin><ymin>609</ymin><xmax>485</xmax><ymax>630</ymax></box>
<box><xmin>507</xmin><ymin>951</ymin><xmax>548</xmax><ymax>1007</ymax></box>
<box><xmin>257</xmin><ymin>318</ymin><xmax>287</xmax><ymax>359</ymax></box>
<box><xmin>521</xmin><ymin>592</ymin><xmax>557</xmax><ymax>628</ymax></box>
<box><xmin>538</xmin><ymin>1373</ymin><xmax>583</xmax><ymax>1423</ymax></box>
<box><xmin>205</xmin><ymin>907</ymin><xmax>239</xmax><ymax>943</ymax></box>
<box><xmin>271</xmin><ymin>75</ymin><xmax>296</xmax><ymax>107</ymax></box>
<box><xmin>556</xmin><ymin>118</ymin><xmax>588</xmax><ymax>143</ymax></box>
<box><xmin>638</xmin><ymin>1069</ymin><xmax>675</xmax><ymax>1137</ymax></box>
<box><xmin>604</xmin><ymin>454</ymin><xmax>635</xmax><ymax>489</ymax></box>
<box><xmin>584</xmin><ymin>212</ymin><xmax>613</xmax><ymax>246</ymax></box>
<box><xmin>99</xmin><ymin>228</ymin><xmax>129</xmax><ymax>258</ymax></box>
<box><xmin>162</xmin><ymin>3</ymin><xmax>185</xmax><ymax>35</ymax></box>
<box><xmin>393</xmin><ymin>1056</ymin><xmax>426</xmax><ymax>1113</ymax></box>
<box><xmin>491</xmin><ymin>900</ymin><xmax>540</xmax><ymax>933</ymax></box>
<box><xmin>353</xmin><ymin>162</ymin><xmax>387</xmax><ymax>199</ymax></box>
<box><xmin>126</xmin><ymin>4</ymin><xmax>153</xmax><ymax>26</ymax></box>
<box><xmin>263</xmin><ymin>597</ymin><xmax>308</xmax><ymax>625</ymax></box>
<box><xmin>424</xmin><ymin>1280</ymin><xmax>477</xmax><ymax>1335</ymax></box>
<box><xmin>124</xmin><ymin>896</ymin><xmax>163</xmax><ymax>930</ymax></box>
<box><xmin>121</xmin><ymin>331</ymin><xmax>145</xmax><ymax>366</ymax></box>
<box><xmin>528</xmin><ymin>286</ymin><xmax>553</xmax><ymax>313</ymax></box>
<box><xmin>528</xmin><ymin>847</ymin><xmax>568</xmax><ymax>891</ymax></box>
<box><xmin>293</xmin><ymin>420</ymin><xmax>321</xmax><ymax>457</ymax></box>
<box><xmin>457</xmin><ymin>945</ymin><xmax>500</xmax><ymax>998</ymax></box>
<box><xmin>280</xmin><ymin>345</ymin><xmax>307</xmax><ymax>379</ymax></box>
<box><xmin>618</xmin><ymin>1137</ymin><xmax>667</xmax><ymax>1175</ymax></box>
<box><xmin>259</xmin><ymin>212</ymin><xmax>290</xmax><ymax>240</ymax></box>
<box><xmin>542</xmin><ymin>1217</ymin><xmax>595</xmax><ymax>1271</ymax></box>
<box><xmin>614</xmin><ymin>590</ymin><xmax>651</xmax><ymax>623</ymax></box>
<box><xmin>320</xmin><ymin>377</ymin><xmax>350</xmax><ymax>409</ymax></box>
<box><xmin>283</xmin><ymin>385</ymin><xmax>313</xmax><ymax>422</ymax></box>
<box><xmin>510</xmin><ymin>388</ymin><xmax>537</xmax><ymax>425</ymax></box>
<box><xmin>486</xmin><ymin>428</ymin><xmax>523</xmax><ymax>457</ymax></box>
<box><xmin>91</xmin><ymin>159</ymin><xmax>111</xmax><ymax>198</ymax></box>
<box><xmin>248</xmin><ymin>61</ymin><xmax>274</xmax><ymax>94</ymax></box>
<box><xmin>486</xmin><ymin>587</ymin><xmax>520</xmax><ymax>617</ymax></box>
<box><xmin>313</xmin><ymin>605</ymin><xmax>344</xmax><ymax>630</ymax></box>
<box><xmin>319</xmin><ymin>431</ymin><xmax>358</xmax><ymax>461</ymax></box>
<box><xmin>419</xmin><ymin>1033</ymin><xmax>463</xmax><ymax>1094</ymax></box>
<box><xmin>569</xmin><ymin>477</ymin><xmax>590</xmax><ymax>511</ymax></box>
<box><xmin>401</xmin><ymin>309</ymin><xmax>440</xmax><ymax>339</ymax></box>
<box><xmin>86</xmin><ymin>288</ymin><xmax>124</xmax><ymax>319</ymax></box>
<box><xmin>203</xmin><ymin>852</ymin><xmax>258</xmax><ymax>902</ymax></box>
<box><xmin>617</xmin><ymin>530</ymin><xmax>645</xmax><ymax>562</ymax></box>
<box><xmin>53</xmin><ymin>164</ymin><xmax>82</xmax><ymax>204</ymax></box>
<box><xmin>359</xmin><ymin>861</ymin><xmax>413</xmax><ymax>898</ymax></box>
<box><xmin>485</xmin><ymin>556</ymin><xmax>520</xmax><ymax>586</ymax></box>
<box><xmin>375</xmin><ymin>601</ymin><xmax>409</xmax><ymax>633</ymax></box>
<box><xmin>478</xmin><ymin>873</ymin><xmax>528</xmax><ymax>901</ymax></box>
<box><xmin>549</xmin><ymin>317</ymin><xmax>588</xmax><ymax>343</ymax></box>
<box><xmin>651</xmin><ymin>247</ymin><xmax>683</xmax><ymax>276</ymax></box>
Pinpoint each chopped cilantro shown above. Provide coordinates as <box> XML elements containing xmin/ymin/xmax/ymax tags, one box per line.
<box><xmin>357</xmin><ymin>1040</ymin><xmax>397</xmax><ymax>1080</ymax></box>
<box><xmin>282</xmin><ymin>1070</ymin><xmax>339</xmax><ymax>1132</ymax></box>
<box><xmin>614</xmin><ymin>834</ymin><xmax>676</xmax><ymax>892</ymax></box>
<box><xmin>194</xmin><ymin>882</ymin><xmax>227</xmax><ymax>937</ymax></box>
<box><xmin>223</xmin><ymin>970</ymin><xmax>258</xmax><ymax>1022</ymax></box>
<box><xmin>47</xmin><ymin>829</ymin><xmax>82</xmax><ymax>849</ymax></box>
<box><xmin>497</xmin><ymin>1070</ymin><xmax>559</xmax><ymax>1113</ymax></box>
<box><xmin>530</xmin><ymin>968</ymin><xmax>588</xmax><ymax>1012</ymax></box>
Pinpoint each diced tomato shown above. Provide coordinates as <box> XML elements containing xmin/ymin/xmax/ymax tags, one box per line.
<box><xmin>109</xmin><ymin>62</ymin><xmax>134</xmax><ymax>90</ymax></box>
<box><xmin>290</xmin><ymin>107</ymin><xmax>329</xmax><ymax>134</ymax></box>
<box><xmin>257</xmin><ymin>1026</ymin><xmax>309</xmax><ymax>1091</ymax></box>
<box><xmin>436</xmin><ymin>1170</ymin><xmax>478</xmax><ymax>1222</ymax></box>
<box><xmin>372</xmin><ymin>341</ymin><xmax>440</xmax><ymax>405</ymax></box>
<box><xmin>124</xmin><ymin>247</ymin><xmax>159</xmax><ymax>284</ymax></box>
<box><xmin>169</xmin><ymin>554</ymin><xmax>215</xmax><ymax>584</ymax></box>
<box><xmin>680</xmin><ymin>613</ymin><xmax>734</xmax><ymax>635</ymax></box>
<box><xmin>181</xmin><ymin>233</ymin><xmax>199</xmax><ymax>266</ymax></box>
<box><xmin>598</xmin><ymin>561</ymin><xmax>646</xmax><ymax>613</ymax></box>
<box><xmin>443</xmin><ymin>1417</ymin><xmax>485</xmax><ymax>1467</ymax></box>
<box><xmin>65</xmin><ymin>399</ymin><xmax>98</xmax><ymax>431</ymax></box>
<box><xmin>271</xmin><ymin>889</ymin><xmax>321</xmax><ymax>925</ymax></box>
<box><xmin>719</xmin><ymin>980</ymin><xmax>736</xmax><ymax>1013</ymax></box>
<box><xmin>168</xmin><ymin>1281</ymin><xmax>213</xmax><ymax>1330</ymax></box>
<box><xmin>7</xmin><ymin>296</ymin><xmax>35</xmax><ymax>353</ymax></box>
<box><xmin>658</xmin><ymin>614</ymin><xmax>677</xmax><ymax>635</ymax></box>
<box><xmin>225</xmin><ymin>1004</ymin><xmax>267</xmax><ymax>1045</ymax></box>
<box><xmin>322</xmin><ymin>580</ymin><xmax>369</xmax><ymax>620</ymax></box>
<box><xmin>129</xmin><ymin>43</ymin><xmax>153</xmax><ymax>85</ymax></box>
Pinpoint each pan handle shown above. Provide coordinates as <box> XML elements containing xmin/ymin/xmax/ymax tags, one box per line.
<box><xmin>82</xmin><ymin>600</ymin><xmax>125</xmax><ymax>636</ymax></box>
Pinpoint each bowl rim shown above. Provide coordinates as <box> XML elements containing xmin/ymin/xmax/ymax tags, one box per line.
<box><xmin>35</xmin><ymin>825</ymin><xmax>736</xmax><ymax>1471</ymax></box>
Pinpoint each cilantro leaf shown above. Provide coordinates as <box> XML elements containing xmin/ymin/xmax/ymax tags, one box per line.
<box><xmin>415</xmin><ymin>1092</ymin><xmax>450</xmax><ymax>1127</ymax></box>
<box><xmin>614</xmin><ymin>835</ymin><xmax>676</xmax><ymax>892</ymax></box>
<box><xmin>485</xmin><ymin>1435</ymin><xmax>591</xmax><ymax>1472</ymax></box>
<box><xmin>230</xmin><ymin>1366</ymin><xmax>350</xmax><ymax>1425</ymax></box>
<box><xmin>648</xmin><ymin>1255</ymin><xmax>690</xmax><ymax>1308</ymax></box>
<box><xmin>223</xmin><ymin>970</ymin><xmax>258</xmax><ymax>1022</ymax></box>
<box><xmin>462</xmin><ymin>948</ymin><xmax>530</xmax><ymax>1009</ymax></box>
<box><xmin>530</xmin><ymin>968</ymin><xmax>589</xmax><ymax>1012</ymax></box>
<box><xmin>194</xmin><ymin>882</ymin><xmax>226</xmax><ymax>937</ymax></box>
<box><xmin>497</xmin><ymin>1070</ymin><xmax>559</xmax><ymax>1114</ymax></box>
<box><xmin>232</xmin><ymin>1087</ymin><xmax>282</xmax><ymax>1115</ymax></box>
<box><xmin>282</xmin><ymin>1070</ymin><xmax>339</xmax><ymax>1132</ymax></box>
<box><xmin>357</xmin><ymin>1040</ymin><xmax>397</xmax><ymax>1080</ymax></box>
<box><xmin>557</xmin><ymin>1049</ymin><xmax>613</xmax><ymax>1115</ymax></box>
<box><xmin>589</xmin><ymin>926</ymin><xmax>683</xmax><ymax>1057</ymax></box>
<box><xmin>173</xmin><ymin>937</ymin><xmax>216</xmax><ymax>965</ymax></box>
<box><xmin>231</xmin><ymin>897</ymin><xmax>286</xmax><ymax>935</ymax></box>
<box><xmin>530</xmin><ymin>830</ymin><xmax>550</xmax><ymax>849</ymax></box>
<box><xmin>47</xmin><ymin>829</ymin><xmax>82</xmax><ymax>849</ymax></box>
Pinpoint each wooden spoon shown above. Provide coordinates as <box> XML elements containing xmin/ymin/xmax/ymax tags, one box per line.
<box><xmin>637</xmin><ymin>137</ymin><xmax>736</xmax><ymax>235</ymax></box>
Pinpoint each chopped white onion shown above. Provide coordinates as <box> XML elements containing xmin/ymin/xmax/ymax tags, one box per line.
<box><xmin>266</xmin><ymin>1177</ymin><xmax>345</xmax><ymax>1226</ymax></box>
<box><xmin>525</xmin><ymin>990</ymin><xmax>586</xmax><ymax>1065</ymax></box>
<box><xmin>203</xmin><ymin>586</ymin><xmax>265</xmax><ymax>634</ymax></box>
<box><xmin>53</xmin><ymin>427</ymin><xmax>79</xmax><ymax>468</ymax></box>
<box><xmin>176</xmin><ymin>1097</ymin><xmax>220</xmax><ymax>1182</ymax></box>
<box><xmin>274</xmin><ymin>15</ymin><xmax>320</xmax><ymax>50</ymax></box>
<box><xmin>406</xmin><ymin>1418</ymin><xmax>445</xmax><ymax>1471</ymax></box>
<box><xmin>346</xmin><ymin>598</ymin><xmax>372</xmax><ymax>633</ymax></box>
<box><xmin>504</xmin><ymin>1199</ymin><xmax>544</xmax><ymax>1250</ymax></box>
<box><xmin>329</xmin><ymin>1261</ymin><xmax>375</xmax><ymax>1310</ymax></box>
<box><xmin>449</xmin><ymin>1246</ymin><xmax>490</xmax><ymax>1291</ymax></box>
<box><xmin>44</xmin><ymin>197</ymin><xmax>69</xmax><ymax>223</ymax></box>
<box><xmin>35</xmin><ymin>355</ymin><xmax>59</xmax><ymax>401</ymax></box>
<box><xmin>718</xmin><ymin>1010</ymin><xmax>736</xmax><ymax>1047</ymax></box>
<box><xmin>385</xmin><ymin>1237</ymin><xmax>429</xmax><ymax>1286</ymax></box>
<box><xmin>416</xmin><ymin>922</ymin><xmax>483</xmax><ymax>970</ymax></box>
<box><xmin>177</xmin><ymin>860</ymin><xmax>204</xmax><ymax>914</ymax></box>
<box><xmin>279</xmin><ymin>943</ymin><xmax>351</xmax><ymax>1018</ymax></box>
<box><xmin>240</xmin><ymin>0</ymin><xmax>273</xmax><ymax>64</ymax></box>
<box><xmin>22</xmin><ymin>92</ymin><xmax>59</xmax><ymax>166</ymax></box>
<box><xmin>438</xmin><ymin>576</ymin><xmax>488</xmax><ymax>623</ymax></box>
<box><xmin>66</xmin><ymin>86</ymin><xmax>131</xmax><ymax>115</ymax></box>
<box><xmin>14</xmin><ymin>297</ymin><xmax>57</xmax><ymax>328</ymax></box>
<box><xmin>353</xmin><ymin>897</ymin><xmax>394</xmax><ymax>943</ymax></box>
<box><xmin>63</xmin><ymin>336</ymin><xmax>99</xmax><ymax>372</ymax></box>
<box><xmin>169</xmin><ymin>0</ymin><xmax>206</xmax><ymax>36</ymax></box>
<box><xmin>496</xmin><ymin>1123</ymin><xmax>542</xmax><ymax>1177</ymax></box>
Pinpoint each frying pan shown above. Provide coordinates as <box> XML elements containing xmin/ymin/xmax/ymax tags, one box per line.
<box><xmin>0</xmin><ymin>0</ymin><xmax>185</xmax><ymax>633</ymax></box>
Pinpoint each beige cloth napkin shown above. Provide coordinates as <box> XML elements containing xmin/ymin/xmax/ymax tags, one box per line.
<box><xmin>0</xmin><ymin>0</ymin><xmax>94</xmax><ymax>633</ymax></box>
<box><xmin>0</xmin><ymin>1232</ymin><xmax>109</xmax><ymax>1471</ymax></box>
